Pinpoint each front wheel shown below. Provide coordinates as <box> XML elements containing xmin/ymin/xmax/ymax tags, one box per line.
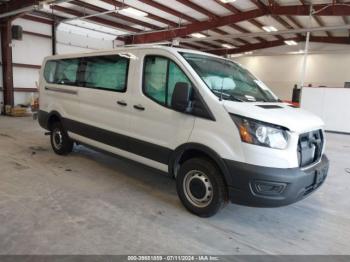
<box><xmin>50</xmin><ymin>122</ymin><xmax>73</xmax><ymax>155</ymax></box>
<box><xmin>176</xmin><ymin>158</ymin><xmax>228</xmax><ymax>217</ymax></box>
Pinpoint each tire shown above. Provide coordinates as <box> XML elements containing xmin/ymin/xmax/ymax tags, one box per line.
<box><xmin>176</xmin><ymin>157</ymin><xmax>228</xmax><ymax>217</ymax></box>
<box><xmin>50</xmin><ymin>122</ymin><xmax>73</xmax><ymax>155</ymax></box>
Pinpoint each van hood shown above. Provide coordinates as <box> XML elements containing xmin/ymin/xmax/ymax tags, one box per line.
<box><xmin>223</xmin><ymin>101</ymin><xmax>324</xmax><ymax>133</ymax></box>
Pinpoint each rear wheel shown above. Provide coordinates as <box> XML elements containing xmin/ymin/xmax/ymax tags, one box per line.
<box><xmin>176</xmin><ymin>158</ymin><xmax>228</xmax><ymax>217</ymax></box>
<box><xmin>50</xmin><ymin>122</ymin><xmax>73</xmax><ymax>155</ymax></box>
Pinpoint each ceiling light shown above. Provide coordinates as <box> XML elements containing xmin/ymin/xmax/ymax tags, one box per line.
<box><xmin>284</xmin><ymin>40</ymin><xmax>298</xmax><ymax>46</ymax></box>
<box><xmin>219</xmin><ymin>0</ymin><xmax>237</xmax><ymax>3</ymax></box>
<box><xmin>222</xmin><ymin>44</ymin><xmax>235</xmax><ymax>49</ymax></box>
<box><xmin>262</xmin><ymin>26</ymin><xmax>278</xmax><ymax>32</ymax></box>
<box><xmin>191</xmin><ymin>33</ymin><xmax>206</xmax><ymax>38</ymax></box>
<box><xmin>244</xmin><ymin>51</ymin><xmax>253</xmax><ymax>55</ymax></box>
<box><xmin>121</xmin><ymin>7</ymin><xmax>147</xmax><ymax>17</ymax></box>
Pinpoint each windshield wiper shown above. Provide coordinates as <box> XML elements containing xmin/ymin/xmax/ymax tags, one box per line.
<box><xmin>228</xmin><ymin>94</ymin><xmax>245</xmax><ymax>102</ymax></box>
<box><xmin>211</xmin><ymin>89</ymin><xmax>244</xmax><ymax>102</ymax></box>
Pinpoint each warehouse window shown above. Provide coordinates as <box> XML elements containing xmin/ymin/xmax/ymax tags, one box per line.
<box><xmin>83</xmin><ymin>55</ymin><xmax>129</xmax><ymax>92</ymax></box>
<box><xmin>143</xmin><ymin>56</ymin><xmax>192</xmax><ymax>106</ymax></box>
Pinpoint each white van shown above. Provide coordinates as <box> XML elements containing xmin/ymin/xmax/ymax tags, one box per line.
<box><xmin>38</xmin><ymin>46</ymin><xmax>329</xmax><ymax>217</ymax></box>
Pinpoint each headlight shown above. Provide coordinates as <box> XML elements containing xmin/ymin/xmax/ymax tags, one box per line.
<box><xmin>230</xmin><ymin>114</ymin><xmax>289</xmax><ymax>149</ymax></box>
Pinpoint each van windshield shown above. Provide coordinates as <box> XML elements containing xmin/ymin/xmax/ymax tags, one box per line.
<box><xmin>181</xmin><ymin>52</ymin><xmax>278</xmax><ymax>102</ymax></box>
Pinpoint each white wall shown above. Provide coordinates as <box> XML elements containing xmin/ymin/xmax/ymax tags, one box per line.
<box><xmin>234</xmin><ymin>52</ymin><xmax>350</xmax><ymax>100</ymax></box>
<box><xmin>301</xmin><ymin>87</ymin><xmax>350</xmax><ymax>133</ymax></box>
<box><xmin>9</xmin><ymin>18</ymin><xmax>53</xmax><ymax>105</ymax></box>
<box><xmin>0</xmin><ymin>18</ymin><xmax>115</xmax><ymax>106</ymax></box>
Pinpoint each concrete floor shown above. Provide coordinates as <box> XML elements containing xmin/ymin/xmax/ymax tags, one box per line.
<box><xmin>0</xmin><ymin>116</ymin><xmax>350</xmax><ymax>255</ymax></box>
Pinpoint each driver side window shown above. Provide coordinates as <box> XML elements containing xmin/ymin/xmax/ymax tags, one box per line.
<box><xmin>143</xmin><ymin>55</ymin><xmax>192</xmax><ymax>107</ymax></box>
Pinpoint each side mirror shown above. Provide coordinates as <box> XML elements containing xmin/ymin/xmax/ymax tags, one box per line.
<box><xmin>171</xmin><ymin>82</ymin><xmax>192</xmax><ymax>112</ymax></box>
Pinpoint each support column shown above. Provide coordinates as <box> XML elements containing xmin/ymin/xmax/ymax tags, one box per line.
<box><xmin>1</xmin><ymin>18</ymin><xmax>14</xmax><ymax>110</ymax></box>
<box><xmin>299</xmin><ymin>5</ymin><xmax>313</xmax><ymax>89</ymax></box>
<box><xmin>52</xmin><ymin>20</ymin><xmax>57</xmax><ymax>55</ymax></box>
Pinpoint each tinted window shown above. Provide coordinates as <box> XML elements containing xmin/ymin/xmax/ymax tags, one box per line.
<box><xmin>167</xmin><ymin>61</ymin><xmax>191</xmax><ymax>106</ymax></box>
<box><xmin>143</xmin><ymin>56</ymin><xmax>168</xmax><ymax>104</ymax></box>
<box><xmin>143</xmin><ymin>56</ymin><xmax>192</xmax><ymax>106</ymax></box>
<box><xmin>44</xmin><ymin>58</ymin><xmax>79</xmax><ymax>86</ymax></box>
<box><xmin>83</xmin><ymin>55</ymin><xmax>129</xmax><ymax>92</ymax></box>
<box><xmin>55</xmin><ymin>59</ymin><xmax>79</xmax><ymax>85</ymax></box>
<box><xmin>44</xmin><ymin>60</ymin><xmax>57</xmax><ymax>83</ymax></box>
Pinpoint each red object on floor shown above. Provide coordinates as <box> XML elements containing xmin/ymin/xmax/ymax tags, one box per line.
<box><xmin>283</xmin><ymin>101</ymin><xmax>300</xmax><ymax>107</ymax></box>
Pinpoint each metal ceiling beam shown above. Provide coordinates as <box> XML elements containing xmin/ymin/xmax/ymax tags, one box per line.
<box><xmin>22</xmin><ymin>13</ymin><xmax>53</xmax><ymax>25</ymax></box>
<box><xmin>251</xmin><ymin>0</ymin><xmax>280</xmax><ymax>24</ymax></box>
<box><xmin>30</xmin><ymin>10</ymin><xmax>66</xmax><ymax>22</ymax></box>
<box><xmin>51</xmin><ymin>5</ymin><xmax>141</xmax><ymax>33</ymax></box>
<box><xmin>336</xmin><ymin>0</ymin><xmax>350</xmax><ymax>36</ymax></box>
<box><xmin>140</xmin><ymin>0</ymin><xmax>196</xmax><ymax>23</ymax></box>
<box><xmin>313</xmin><ymin>16</ymin><xmax>333</xmax><ymax>37</ymax></box>
<box><xmin>70</xmin><ymin>0</ymin><xmax>160</xmax><ymax>30</ymax></box>
<box><xmin>209</xmin><ymin>36</ymin><xmax>350</xmax><ymax>56</ymax></box>
<box><xmin>138</xmin><ymin>0</ymin><xmax>247</xmax><ymax>47</ymax></box>
<box><xmin>0</xmin><ymin>0</ymin><xmax>73</xmax><ymax>18</ymax></box>
<box><xmin>214</xmin><ymin>0</ymin><xmax>277</xmax><ymax>41</ymax></box>
<box><xmin>210</xmin><ymin>38</ymin><xmax>298</xmax><ymax>55</ymax></box>
<box><xmin>147</xmin><ymin>0</ymin><xmax>248</xmax><ymax>46</ymax></box>
<box><xmin>178</xmin><ymin>24</ymin><xmax>350</xmax><ymax>43</ymax></box>
<box><xmin>99</xmin><ymin>0</ymin><xmax>178</xmax><ymax>27</ymax></box>
<box><xmin>299</xmin><ymin>0</ymin><xmax>333</xmax><ymax>37</ymax></box>
<box><xmin>251</xmin><ymin>0</ymin><xmax>304</xmax><ymax>39</ymax></box>
<box><xmin>176</xmin><ymin>0</ymin><xmax>266</xmax><ymax>44</ymax></box>
<box><xmin>308</xmin><ymin>36</ymin><xmax>350</xmax><ymax>44</ymax></box>
<box><xmin>270</xmin><ymin>3</ymin><xmax>350</xmax><ymax>16</ymax></box>
<box><xmin>124</xmin><ymin>2</ymin><xmax>350</xmax><ymax>45</ymax></box>
<box><xmin>99</xmin><ymin>0</ymin><xmax>223</xmax><ymax>48</ymax></box>
<box><xmin>0</xmin><ymin>0</ymin><xmax>37</xmax><ymax>15</ymax></box>
<box><xmin>123</xmin><ymin>8</ymin><xmax>266</xmax><ymax>44</ymax></box>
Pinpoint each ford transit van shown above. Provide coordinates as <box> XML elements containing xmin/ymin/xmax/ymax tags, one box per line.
<box><xmin>38</xmin><ymin>46</ymin><xmax>329</xmax><ymax>217</ymax></box>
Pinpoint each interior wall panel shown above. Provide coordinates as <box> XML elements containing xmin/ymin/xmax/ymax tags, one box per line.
<box><xmin>13</xmin><ymin>18</ymin><xmax>52</xmax><ymax>36</ymax></box>
<box><xmin>234</xmin><ymin>53</ymin><xmax>350</xmax><ymax>100</ymax></box>
<box><xmin>13</xmin><ymin>67</ymin><xmax>40</xmax><ymax>89</ymax></box>
<box><xmin>12</xmin><ymin>34</ymin><xmax>52</xmax><ymax>65</ymax></box>
<box><xmin>301</xmin><ymin>87</ymin><xmax>350</xmax><ymax>133</ymax></box>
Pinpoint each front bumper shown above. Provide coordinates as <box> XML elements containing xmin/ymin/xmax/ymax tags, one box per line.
<box><xmin>225</xmin><ymin>155</ymin><xmax>329</xmax><ymax>207</ymax></box>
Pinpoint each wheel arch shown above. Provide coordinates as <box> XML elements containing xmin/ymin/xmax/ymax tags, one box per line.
<box><xmin>169</xmin><ymin>143</ymin><xmax>233</xmax><ymax>187</ymax></box>
<box><xmin>46</xmin><ymin>110</ymin><xmax>63</xmax><ymax>130</ymax></box>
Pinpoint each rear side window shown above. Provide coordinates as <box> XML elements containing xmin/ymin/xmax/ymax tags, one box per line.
<box><xmin>44</xmin><ymin>61</ymin><xmax>57</xmax><ymax>83</ymax></box>
<box><xmin>44</xmin><ymin>58</ymin><xmax>79</xmax><ymax>86</ymax></box>
<box><xmin>143</xmin><ymin>56</ymin><xmax>192</xmax><ymax>106</ymax></box>
<box><xmin>83</xmin><ymin>55</ymin><xmax>129</xmax><ymax>92</ymax></box>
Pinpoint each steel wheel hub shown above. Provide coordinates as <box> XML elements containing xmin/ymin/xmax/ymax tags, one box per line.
<box><xmin>53</xmin><ymin>129</ymin><xmax>63</xmax><ymax>149</ymax></box>
<box><xmin>183</xmin><ymin>170</ymin><xmax>213</xmax><ymax>208</ymax></box>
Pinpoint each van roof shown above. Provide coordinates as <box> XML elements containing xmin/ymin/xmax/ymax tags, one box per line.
<box><xmin>45</xmin><ymin>45</ymin><xmax>224</xmax><ymax>60</ymax></box>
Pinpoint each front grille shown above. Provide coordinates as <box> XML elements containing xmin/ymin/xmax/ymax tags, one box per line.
<box><xmin>298</xmin><ymin>129</ymin><xmax>324</xmax><ymax>168</ymax></box>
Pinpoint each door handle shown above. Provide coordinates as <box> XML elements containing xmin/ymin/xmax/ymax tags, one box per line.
<box><xmin>117</xmin><ymin>100</ymin><xmax>127</xmax><ymax>106</ymax></box>
<box><xmin>133</xmin><ymin>104</ymin><xmax>145</xmax><ymax>111</ymax></box>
